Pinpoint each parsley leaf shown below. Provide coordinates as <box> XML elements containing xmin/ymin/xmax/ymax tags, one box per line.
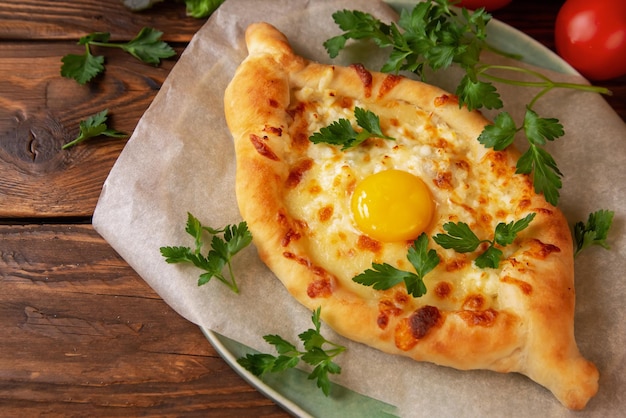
<box><xmin>309</xmin><ymin>107</ymin><xmax>394</xmax><ymax>149</ymax></box>
<box><xmin>119</xmin><ymin>27</ymin><xmax>176</xmax><ymax>64</ymax></box>
<box><xmin>62</xmin><ymin>109</ymin><xmax>126</xmax><ymax>149</ymax></box>
<box><xmin>433</xmin><ymin>213</ymin><xmax>536</xmax><ymax>268</ymax></box>
<box><xmin>237</xmin><ymin>307</ymin><xmax>346</xmax><ymax>396</ymax></box>
<box><xmin>325</xmin><ymin>0</ymin><xmax>611</xmax><ymax>206</ymax></box>
<box><xmin>61</xmin><ymin>27</ymin><xmax>175</xmax><ymax>84</ymax></box>
<box><xmin>573</xmin><ymin>209</ymin><xmax>614</xmax><ymax>257</ymax></box>
<box><xmin>353</xmin><ymin>233</ymin><xmax>439</xmax><ymax>297</ymax></box>
<box><xmin>183</xmin><ymin>0</ymin><xmax>226</xmax><ymax>18</ymax></box>
<box><xmin>160</xmin><ymin>212</ymin><xmax>252</xmax><ymax>293</ymax></box>
<box><xmin>479</xmin><ymin>108</ymin><xmax>564</xmax><ymax>206</ymax></box>
<box><xmin>478</xmin><ymin>111</ymin><xmax>518</xmax><ymax>150</ymax></box>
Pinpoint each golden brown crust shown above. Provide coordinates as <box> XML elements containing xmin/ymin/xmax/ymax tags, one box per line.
<box><xmin>224</xmin><ymin>22</ymin><xmax>598</xmax><ymax>409</ymax></box>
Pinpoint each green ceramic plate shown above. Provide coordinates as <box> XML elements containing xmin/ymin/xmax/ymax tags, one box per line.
<box><xmin>202</xmin><ymin>2</ymin><xmax>578</xmax><ymax>416</ymax></box>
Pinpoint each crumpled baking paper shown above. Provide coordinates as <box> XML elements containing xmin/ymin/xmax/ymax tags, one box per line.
<box><xmin>93</xmin><ymin>0</ymin><xmax>626</xmax><ymax>416</ymax></box>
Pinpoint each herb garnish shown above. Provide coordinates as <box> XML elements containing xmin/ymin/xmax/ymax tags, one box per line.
<box><xmin>324</xmin><ymin>0</ymin><xmax>611</xmax><ymax>206</ymax></box>
<box><xmin>433</xmin><ymin>213</ymin><xmax>536</xmax><ymax>269</ymax></box>
<box><xmin>574</xmin><ymin>209</ymin><xmax>614</xmax><ymax>257</ymax></box>
<box><xmin>353</xmin><ymin>233</ymin><xmax>440</xmax><ymax>297</ymax></box>
<box><xmin>61</xmin><ymin>27</ymin><xmax>176</xmax><ymax>84</ymax></box>
<box><xmin>238</xmin><ymin>307</ymin><xmax>346</xmax><ymax>396</ymax></box>
<box><xmin>62</xmin><ymin>109</ymin><xmax>126</xmax><ymax>149</ymax></box>
<box><xmin>160</xmin><ymin>212</ymin><xmax>252</xmax><ymax>293</ymax></box>
<box><xmin>309</xmin><ymin>107</ymin><xmax>394</xmax><ymax>149</ymax></box>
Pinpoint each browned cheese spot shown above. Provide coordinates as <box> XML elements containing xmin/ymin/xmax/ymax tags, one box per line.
<box><xmin>357</xmin><ymin>234</ymin><xmax>382</xmax><ymax>254</ymax></box>
<box><xmin>339</xmin><ymin>96</ymin><xmax>354</xmax><ymax>109</ymax></box>
<box><xmin>445</xmin><ymin>257</ymin><xmax>468</xmax><ymax>272</ymax></box>
<box><xmin>250</xmin><ymin>134</ymin><xmax>279</xmax><ymax>161</ymax></box>
<box><xmin>350</xmin><ymin>63</ymin><xmax>373</xmax><ymax>98</ymax></box>
<box><xmin>434</xmin><ymin>281</ymin><xmax>453</xmax><ymax>299</ymax></box>
<box><xmin>458</xmin><ymin>308</ymin><xmax>498</xmax><ymax>327</ymax></box>
<box><xmin>462</xmin><ymin>294</ymin><xmax>486</xmax><ymax>311</ymax></box>
<box><xmin>433</xmin><ymin>171</ymin><xmax>453</xmax><ymax>190</ymax></box>
<box><xmin>286</xmin><ymin>158</ymin><xmax>314</xmax><ymax>188</ymax></box>
<box><xmin>318</xmin><ymin>205</ymin><xmax>334</xmax><ymax>222</ymax></box>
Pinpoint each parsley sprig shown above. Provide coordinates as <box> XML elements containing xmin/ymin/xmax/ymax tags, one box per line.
<box><xmin>309</xmin><ymin>107</ymin><xmax>394</xmax><ymax>149</ymax></box>
<box><xmin>61</xmin><ymin>27</ymin><xmax>176</xmax><ymax>84</ymax></box>
<box><xmin>353</xmin><ymin>233</ymin><xmax>439</xmax><ymax>297</ymax></box>
<box><xmin>160</xmin><ymin>212</ymin><xmax>252</xmax><ymax>293</ymax></box>
<box><xmin>574</xmin><ymin>209</ymin><xmax>614</xmax><ymax>257</ymax></box>
<box><xmin>433</xmin><ymin>213</ymin><xmax>536</xmax><ymax>268</ymax></box>
<box><xmin>62</xmin><ymin>109</ymin><xmax>126</xmax><ymax>149</ymax></box>
<box><xmin>324</xmin><ymin>0</ymin><xmax>611</xmax><ymax>206</ymax></box>
<box><xmin>238</xmin><ymin>307</ymin><xmax>346</xmax><ymax>396</ymax></box>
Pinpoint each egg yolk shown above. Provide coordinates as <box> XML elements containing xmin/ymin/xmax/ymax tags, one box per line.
<box><xmin>350</xmin><ymin>169</ymin><xmax>435</xmax><ymax>242</ymax></box>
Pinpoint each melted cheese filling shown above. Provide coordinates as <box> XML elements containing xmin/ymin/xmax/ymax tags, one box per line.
<box><xmin>283</xmin><ymin>85</ymin><xmax>529</xmax><ymax>312</ymax></box>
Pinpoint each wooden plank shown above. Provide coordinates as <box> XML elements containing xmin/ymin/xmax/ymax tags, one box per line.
<box><xmin>0</xmin><ymin>0</ymin><xmax>205</xmax><ymax>42</ymax></box>
<box><xmin>0</xmin><ymin>43</ymin><xmax>181</xmax><ymax>218</ymax></box>
<box><xmin>0</xmin><ymin>223</ymin><xmax>288</xmax><ymax>416</ymax></box>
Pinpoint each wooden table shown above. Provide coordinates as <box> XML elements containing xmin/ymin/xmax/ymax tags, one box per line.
<box><xmin>1</xmin><ymin>0</ymin><xmax>624</xmax><ymax>416</ymax></box>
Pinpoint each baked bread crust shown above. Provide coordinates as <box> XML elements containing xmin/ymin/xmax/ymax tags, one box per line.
<box><xmin>224</xmin><ymin>22</ymin><xmax>598</xmax><ymax>409</ymax></box>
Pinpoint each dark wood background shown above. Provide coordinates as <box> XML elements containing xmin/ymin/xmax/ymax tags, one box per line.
<box><xmin>1</xmin><ymin>0</ymin><xmax>624</xmax><ymax>416</ymax></box>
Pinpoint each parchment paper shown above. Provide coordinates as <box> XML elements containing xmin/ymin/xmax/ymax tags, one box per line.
<box><xmin>93</xmin><ymin>1</ymin><xmax>626</xmax><ymax>416</ymax></box>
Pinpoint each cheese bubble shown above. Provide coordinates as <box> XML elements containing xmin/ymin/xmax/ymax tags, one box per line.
<box><xmin>351</xmin><ymin>169</ymin><xmax>435</xmax><ymax>242</ymax></box>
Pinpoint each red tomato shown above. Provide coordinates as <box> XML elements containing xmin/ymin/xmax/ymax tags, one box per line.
<box><xmin>458</xmin><ymin>0</ymin><xmax>512</xmax><ymax>11</ymax></box>
<box><xmin>555</xmin><ymin>0</ymin><xmax>626</xmax><ymax>80</ymax></box>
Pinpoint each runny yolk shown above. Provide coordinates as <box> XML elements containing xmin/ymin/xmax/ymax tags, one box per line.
<box><xmin>350</xmin><ymin>169</ymin><xmax>435</xmax><ymax>242</ymax></box>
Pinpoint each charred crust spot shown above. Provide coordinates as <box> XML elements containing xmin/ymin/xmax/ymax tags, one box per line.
<box><xmin>357</xmin><ymin>235</ymin><xmax>382</xmax><ymax>254</ymax></box>
<box><xmin>282</xmin><ymin>252</ymin><xmax>334</xmax><ymax>298</ymax></box>
<box><xmin>350</xmin><ymin>63</ymin><xmax>373</xmax><ymax>98</ymax></box>
<box><xmin>458</xmin><ymin>308</ymin><xmax>498</xmax><ymax>327</ymax></box>
<box><xmin>287</xmin><ymin>102</ymin><xmax>306</xmax><ymax>119</ymax></box>
<box><xmin>524</xmin><ymin>238</ymin><xmax>561</xmax><ymax>259</ymax></box>
<box><xmin>250</xmin><ymin>134</ymin><xmax>279</xmax><ymax>161</ymax></box>
<box><xmin>518</xmin><ymin>199</ymin><xmax>532</xmax><ymax>210</ymax></box>
<box><xmin>501</xmin><ymin>275</ymin><xmax>533</xmax><ymax>295</ymax></box>
<box><xmin>263</xmin><ymin>125</ymin><xmax>283</xmax><ymax>136</ymax></box>
<box><xmin>268</xmin><ymin>99</ymin><xmax>280</xmax><ymax>108</ymax></box>
<box><xmin>534</xmin><ymin>207</ymin><xmax>553</xmax><ymax>216</ymax></box>
<box><xmin>378</xmin><ymin>74</ymin><xmax>403</xmax><ymax>98</ymax></box>
<box><xmin>377</xmin><ymin>299</ymin><xmax>403</xmax><ymax>330</ymax></box>
<box><xmin>409</xmin><ymin>305</ymin><xmax>441</xmax><ymax>339</ymax></box>
<box><xmin>434</xmin><ymin>94</ymin><xmax>459</xmax><ymax>107</ymax></box>
<box><xmin>434</xmin><ymin>281</ymin><xmax>452</xmax><ymax>299</ymax></box>
<box><xmin>286</xmin><ymin>158</ymin><xmax>314</xmax><ymax>188</ymax></box>
<box><xmin>307</xmin><ymin>278</ymin><xmax>332</xmax><ymax>298</ymax></box>
<box><xmin>281</xmin><ymin>228</ymin><xmax>301</xmax><ymax>247</ymax></box>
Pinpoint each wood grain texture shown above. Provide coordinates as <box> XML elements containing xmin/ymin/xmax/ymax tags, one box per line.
<box><xmin>0</xmin><ymin>224</ymin><xmax>289</xmax><ymax>416</ymax></box>
<box><xmin>0</xmin><ymin>43</ymin><xmax>180</xmax><ymax>217</ymax></box>
<box><xmin>0</xmin><ymin>0</ymin><xmax>204</xmax><ymax>41</ymax></box>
